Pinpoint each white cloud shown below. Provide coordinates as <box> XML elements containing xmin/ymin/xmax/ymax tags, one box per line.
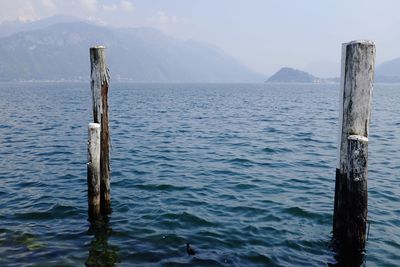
<box><xmin>0</xmin><ymin>0</ymin><xmax>40</xmax><ymax>22</ymax></box>
<box><xmin>153</xmin><ymin>11</ymin><xmax>168</xmax><ymax>24</ymax></box>
<box><xmin>0</xmin><ymin>0</ymin><xmax>107</xmax><ymax>23</ymax></box>
<box><xmin>171</xmin><ymin>15</ymin><xmax>189</xmax><ymax>24</ymax></box>
<box><xmin>41</xmin><ymin>0</ymin><xmax>56</xmax><ymax>9</ymax></box>
<box><xmin>102</xmin><ymin>4</ymin><xmax>118</xmax><ymax>11</ymax></box>
<box><xmin>120</xmin><ymin>0</ymin><xmax>134</xmax><ymax>12</ymax></box>
<box><xmin>102</xmin><ymin>0</ymin><xmax>134</xmax><ymax>13</ymax></box>
<box><xmin>79</xmin><ymin>0</ymin><xmax>98</xmax><ymax>11</ymax></box>
<box><xmin>86</xmin><ymin>16</ymin><xmax>108</xmax><ymax>26</ymax></box>
<box><xmin>17</xmin><ymin>2</ymin><xmax>39</xmax><ymax>22</ymax></box>
<box><xmin>146</xmin><ymin>10</ymin><xmax>189</xmax><ymax>26</ymax></box>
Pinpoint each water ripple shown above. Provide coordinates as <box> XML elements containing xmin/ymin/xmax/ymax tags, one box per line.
<box><xmin>0</xmin><ymin>82</ymin><xmax>399</xmax><ymax>266</ymax></box>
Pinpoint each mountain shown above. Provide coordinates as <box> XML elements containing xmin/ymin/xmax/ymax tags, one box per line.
<box><xmin>266</xmin><ymin>67</ymin><xmax>321</xmax><ymax>83</ymax></box>
<box><xmin>375</xmin><ymin>58</ymin><xmax>400</xmax><ymax>83</ymax></box>
<box><xmin>376</xmin><ymin>58</ymin><xmax>400</xmax><ymax>77</ymax></box>
<box><xmin>0</xmin><ymin>21</ymin><xmax>264</xmax><ymax>82</ymax></box>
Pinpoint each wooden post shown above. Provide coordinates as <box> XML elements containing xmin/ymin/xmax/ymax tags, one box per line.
<box><xmin>87</xmin><ymin>123</ymin><xmax>101</xmax><ymax>221</ymax></box>
<box><xmin>346</xmin><ymin>135</ymin><xmax>368</xmax><ymax>251</ymax></box>
<box><xmin>333</xmin><ymin>40</ymin><xmax>375</xmax><ymax>253</ymax></box>
<box><xmin>90</xmin><ymin>46</ymin><xmax>111</xmax><ymax>215</ymax></box>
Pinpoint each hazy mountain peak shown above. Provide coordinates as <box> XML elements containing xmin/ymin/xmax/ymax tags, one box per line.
<box><xmin>266</xmin><ymin>67</ymin><xmax>319</xmax><ymax>83</ymax></box>
<box><xmin>376</xmin><ymin>57</ymin><xmax>400</xmax><ymax>77</ymax></box>
<box><xmin>0</xmin><ymin>21</ymin><xmax>264</xmax><ymax>82</ymax></box>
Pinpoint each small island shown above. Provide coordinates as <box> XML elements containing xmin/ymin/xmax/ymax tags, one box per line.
<box><xmin>266</xmin><ymin>67</ymin><xmax>322</xmax><ymax>83</ymax></box>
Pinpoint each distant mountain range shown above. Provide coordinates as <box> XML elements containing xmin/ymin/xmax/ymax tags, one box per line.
<box><xmin>0</xmin><ymin>16</ymin><xmax>399</xmax><ymax>83</ymax></box>
<box><xmin>0</xmin><ymin>16</ymin><xmax>264</xmax><ymax>82</ymax></box>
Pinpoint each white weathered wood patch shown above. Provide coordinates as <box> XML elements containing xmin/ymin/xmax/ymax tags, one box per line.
<box><xmin>88</xmin><ymin>123</ymin><xmax>101</xmax><ymax>171</ymax></box>
<box><xmin>347</xmin><ymin>135</ymin><xmax>368</xmax><ymax>182</ymax></box>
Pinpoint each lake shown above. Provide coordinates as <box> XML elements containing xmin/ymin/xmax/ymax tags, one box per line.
<box><xmin>0</xmin><ymin>82</ymin><xmax>399</xmax><ymax>266</ymax></box>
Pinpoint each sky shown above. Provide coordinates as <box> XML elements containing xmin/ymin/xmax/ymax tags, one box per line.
<box><xmin>0</xmin><ymin>0</ymin><xmax>399</xmax><ymax>77</ymax></box>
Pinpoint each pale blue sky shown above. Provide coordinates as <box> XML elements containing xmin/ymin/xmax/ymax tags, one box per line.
<box><xmin>1</xmin><ymin>0</ymin><xmax>399</xmax><ymax>76</ymax></box>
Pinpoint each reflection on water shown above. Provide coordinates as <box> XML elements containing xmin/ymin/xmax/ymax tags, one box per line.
<box><xmin>328</xmin><ymin>238</ymin><xmax>366</xmax><ymax>267</ymax></box>
<box><xmin>86</xmin><ymin>219</ymin><xmax>119</xmax><ymax>267</ymax></box>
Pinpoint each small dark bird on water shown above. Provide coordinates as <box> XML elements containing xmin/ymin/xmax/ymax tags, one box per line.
<box><xmin>186</xmin><ymin>243</ymin><xmax>196</xmax><ymax>256</ymax></box>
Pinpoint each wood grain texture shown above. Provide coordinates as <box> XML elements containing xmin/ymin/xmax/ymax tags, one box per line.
<box><xmin>337</xmin><ymin>40</ymin><xmax>375</xmax><ymax>172</ymax></box>
<box><xmin>90</xmin><ymin>46</ymin><xmax>111</xmax><ymax>215</ymax></box>
<box><xmin>333</xmin><ymin>41</ymin><xmax>375</xmax><ymax>258</ymax></box>
<box><xmin>333</xmin><ymin>41</ymin><xmax>375</xmax><ymax>260</ymax></box>
<box><xmin>346</xmin><ymin>135</ymin><xmax>368</xmax><ymax>251</ymax></box>
<box><xmin>87</xmin><ymin>123</ymin><xmax>101</xmax><ymax>221</ymax></box>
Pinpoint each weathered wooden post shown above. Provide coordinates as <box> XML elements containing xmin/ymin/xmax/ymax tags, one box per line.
<box><xmin>347</xmin><ymin>135</ymin><xmax>368</xmax><ymax>249</ymax></box>
<box><xmin>87</xmin><ymin>123</ymin><xmax>101</xmax><ymax>221</ymax></box>
<box><xmin>90</xmin><ymin>46</ymin><xmax>111</xmax><ymax>215</ymax></box>
<box><xmin>333</xmin><ymin>40</ymin><xmax>375</xmax><ymax>254</ymax></box>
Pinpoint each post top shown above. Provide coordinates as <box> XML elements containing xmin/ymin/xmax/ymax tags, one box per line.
<box><xmin>90</xmin><ymin>45</ymin><xmax>106</xmax><ymax>49</ymax></box>
<box><xmin>88</xmin><ymin>122</ymin><xmax>101</xmax><ymax>129</ymax></box>
<box><xmin>343</xmin><ymin>40</ymin><xmax>375</xmax><ymax>46</ymax></box>
<box><xmin>348</xmin><ymin>135</ymin><xmax>368</xmax><ymax>142</ymax></box>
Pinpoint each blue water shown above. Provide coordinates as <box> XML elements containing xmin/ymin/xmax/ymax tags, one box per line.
<box><xmin>0</xmin><ymin>82</ymin><xmax>399</xmax><ymax>266</ymax></box>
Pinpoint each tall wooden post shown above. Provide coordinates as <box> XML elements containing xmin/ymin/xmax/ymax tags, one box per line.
<box><xmin>87</xmin><ymin>123</ymin><xmax>101</xmax><ymax>221</ymax></box>
<box><xmin>333</xmin><ymin>40</ymin><xmax>375</xmax><ymax>254</ymax></box>
<box><xmin>90</xmin><ymin>46</ymin><xmax>111</xmax><ymax>215</ymax></box>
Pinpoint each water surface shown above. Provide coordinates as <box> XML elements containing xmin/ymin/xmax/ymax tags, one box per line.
<box><xmin>0</xmin><ymin>82</ymin><xmax>399</xmax><ymax>266</ymax></box>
